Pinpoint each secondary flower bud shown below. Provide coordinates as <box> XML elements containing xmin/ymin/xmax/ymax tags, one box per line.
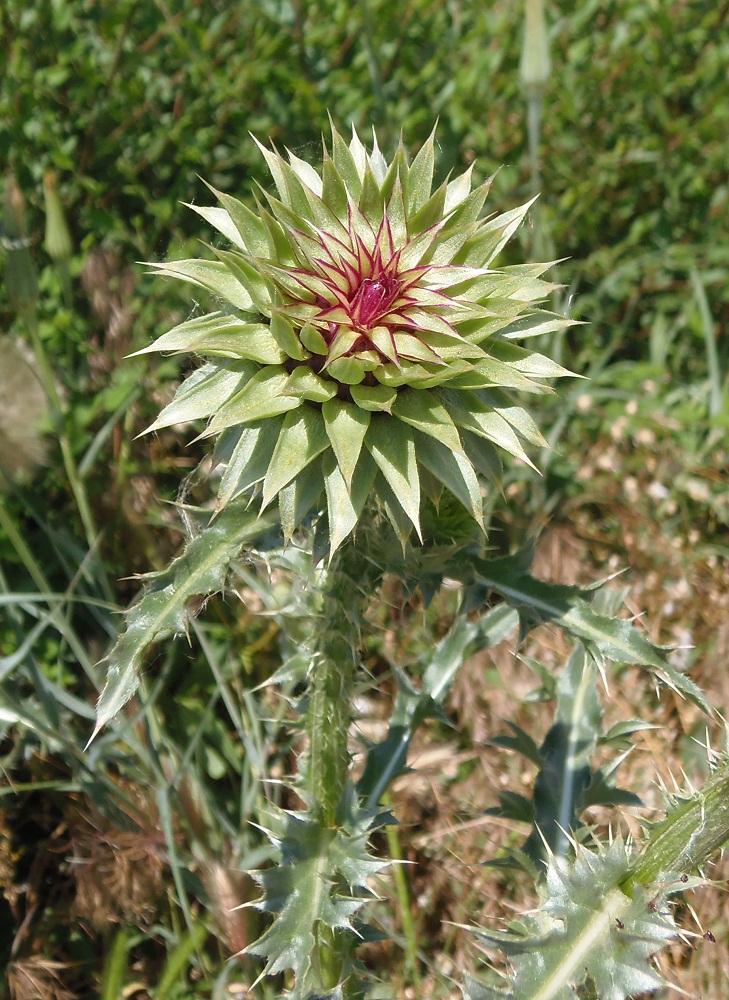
<box><xmin>43</xmin><ymin>169</ymin><xmax>73</xmax><ymax>264</ymax></box>
<box><xmin>3</xmin><ymin>176</ymin><xmax>38</xmax><ymax>314</ymax></box>
<box><xmin>520</xmin><ymin>0</ymin><xmax>552</xmax><ymax>95</ymax></box>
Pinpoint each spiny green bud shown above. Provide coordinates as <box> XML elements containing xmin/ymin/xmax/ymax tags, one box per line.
<box><xmin>137</xmin><ymin>126</ymin><xmax>574</xmax><ymax>555</ymax></box>
<box><xmin>43</xmin><ymin>169</ymin><xmax>73</xmax><ymax>264</ymax></box>
<box><xmin>2</xmin><ymin>175</ymin><xmax>39</xmax><ymax>315</ymax></box>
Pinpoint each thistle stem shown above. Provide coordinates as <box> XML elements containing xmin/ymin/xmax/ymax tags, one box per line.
<box><xmin>306</xmin><ymin>535</ymin><xmax>375</xmax><ymax>826</ymax></box>
<box><xmin>303</xmin><ymin>525</ymin><xmax>380</xmax><ymax>996</ymax></box>
<box><xmin>307</xmin><ymin>624</ymin><xmax>358</xmax><ymax>828</ymax></box>
<box><xmin>622</xmin><ymin>760</ymin><xmax>729</xmax><ymax>895</ymax></box>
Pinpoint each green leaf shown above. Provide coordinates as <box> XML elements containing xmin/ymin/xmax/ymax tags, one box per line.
<box><xmin>446</xmin><ymin>393</ymin><xmax>538</xmax><ymax>469</ymax></box>
<box><xmin>489</xmin><ymin>341</ymin><xmax>574</xmax><ymax>380</ymax></box>
<box><xmin>478</xmin><ymin>389</ymin><xmax>548</xmax><ymax>448</ymax></box>
<box><xmin>470</xmin><ymin>556</ymin><xmax>710</xmax><ymax>713</ymax></box>
<box><xmin>218</xmin><ymin>417</ymin><xmax>284</xmax><ymax>506</ymax></box>
<box><xmin>133</xmin><ymin>312</ymin><xmax>286</xmax><ymax>365</ymax></box>
<box><xmin>155</xmin><ymin>921</ymin><xmax>209</xmax><ymax>1000</ymax></box>
<box><xmin>453</xmin><ymin>357</ymin><xmax>548</xmax><ymax>394</ymax></box>
<box><xmin>500</xmin><ymin>312</ymin><xmax>578</xmax><ymax>341</ymax></box>
<box><xmin>262</xmin><ymin>406</ymin><xmax>329</xmax><ymax>507</ymax></box>
<box><xmin>486</xmin><ymin>790</ymin><xmax>536</xmax><ymax>825</ymax></box>
<box><xmin>582</xmin><ymin>759</ymin><xmax>643</xmax><ymax>810</ymax></box>
<box><xmin>286</xmin><ymin>147</ymin><xmax>324</xmax><ymax>197</ymax></box>
<box><xmin>457</xmin><ymin>198</ymin><xmax>536</xmax><ymax>267</ymax></box>
<box><xmin>285</xmin><ymin>366</ymin><xmax>338</xmax><ymax>403</ymax></box>
<box><xmin>100</xmin><ymin>927</ymin><xmax>131</xmax><ymax>1000</ymax></box>
<box><xmin>300</xmin><ymin>322</ymin><xmax>329</xmax><ymax>355</ymax></box>
<box><xmin>207</xmin><ymin>185</ymin><xmax>271</xmax><ymax>256</ymax></box>
<box><xmin>205</xmin><ymin>366</ymin><xmax>299</xmax><ymax>434</ymax></box>
<box><xmin>330</xmin><ymin>127</ymin><xmax>363</xmax><ymax>199</ymax></box>
<box><xmin>278</xmin><ymin>459</ymin><xmax>326</xmax><ymax>541</ymax></box>
<box><xmin>462</xmin><ymin>431</ymin><xmax>503</xmax><ymax>484</ymax></box>
<box><xmin>406</xmin><ymin>126</ymin><xmax>436</xmax><ymax>213</ymax></box>
<box><xmin>358</xmin><ymin>608</ymin><xmax>515</xmax><ymax>808</ymax></box>
<box><xmin>321</xmin><ymin>150</ymin><xmax>349</xmax><ymax>217</ymax></box>
<box><xmin>375</xmin><ymin>474</ymin><xmax>415</xmax><ymax>549</ymax></box>
<box><xmin>327</xmin><ymin>357</ymin><xmax>367</xmax><ymax>385</ymax></box>
<box><xmin>148</xmin><ymin>259</ymin><xmax>255</xmax><ymax>312</ymax></box>
<box><xmin>270</xmin><ymin>311</ymin><xmax>309</xmax><ymax>361</ymax></box>
<box><xmin>414</xmin><ymin>431</ymin><xmax>484</xmax><ymax>528</ymax></box>
<box><xmin>214</xmin><ymin>248</ymin><xmax>273</xmax><ymax>313</ymax></box>
<box><xmin>488</xmin><ymin>721</ymin><xmax>542</xmax><ymax>768</ymax></box>
<box><xmin>247</xmin><ymin>809</ymin><xmax>384</xmax><ymax>983</ymax></box>
<box><xmin>184</xmin><ymin>201</ymin><xmax>245</xmax><ymax>248</ymax></box>
<box><xmin>465</xmin><ymin>840</ymin><xmax>680</xmax><ymax>1000</ymax></box>
<box><xmin>91</xmin><ymin>504</ymin><xmax>277</xmax><ymax>740</ymax></box>
<box><xmin>358</xmin><ymin>162</ymin><xmax>384</xmax><ymax>224</ymax></box>
<box><xmin>560</xmin><ymin>603</ymin><xmax>709</xmax><ymax>711</ymax></box>
<box><xmin>322</xmin><ymin>398</ymin><xmax>371</xmax><ymax>487</ymax></box>
<box><xmin>323</xmin><ymin>450</ymin><xmax>377</xmax><ymax>555</ymax></box>
<box><xmin>145</xmin><ymin>362</ymin><xmax>254</xmax><ymax>433</ymax></box>
<box><xmin>365</xmin><ymin>418</ymin><xmax>421</xmax><ymax>537</ymax></box>
<box><xmin>392</xmin><ymin>388</ymin><xmax>464</xmax><ymax>452</ymax></box>
<box><xmin>251</xmin><ymin>134</ymin><xmax>289</xmax><ymax>204</ymax></box>
<box><xmin>409</xmin><ymin>181</ymin><xmax>447</xmax><ymax>235</ymax></box>
<box><xmin>521</xmin><ymin>647</ymin><xmax>602</xmax><ymax>862</ymax></box>
<box><xmin>349</xmin><ymin>382</ymin><xmax>397</xmax><ymax>412</ymax></box>
<box><xmin>385</xmin><ymin>176</ymin><xmax>408</xmax><ymax>248</ymax></box>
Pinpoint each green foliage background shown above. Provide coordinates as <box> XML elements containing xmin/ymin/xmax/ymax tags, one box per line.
<box><xmin>4</xmin><ymin>1</ymin><xmax>727</xmax><ymax>268</ymax></box>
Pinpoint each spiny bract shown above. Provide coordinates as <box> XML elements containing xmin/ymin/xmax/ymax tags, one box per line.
<box><xmin>137</xmin><ymin>125</ymin><xmax>573</xmax><ymax>553</ymax></box>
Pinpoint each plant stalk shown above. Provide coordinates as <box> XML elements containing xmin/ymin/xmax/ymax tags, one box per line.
<box><xmin>303</xmin><ymin>525</ymin><xmax>380</xmax><ymax>994</ymax></box>
<box><xmin>306</xmin><ymin>540</ymin><xmax>370</xmax><ymax>825</ymax></box>
<box><xmin>622</xmin><ymin>759</ymin><xmax>729</xmax><ymax>894</ymax></box>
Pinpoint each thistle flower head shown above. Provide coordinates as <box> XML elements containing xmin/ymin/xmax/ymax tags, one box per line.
<box><xmin>138</xmin><ymin>126</ymin><xmax>572</xmax><ymax>553</ymax></box>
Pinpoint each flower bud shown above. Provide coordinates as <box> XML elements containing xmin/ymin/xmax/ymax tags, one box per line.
<box><xmin>2</xmin><ymin>176</ymin><xmax>39</xmax><ymax>314</ymax></box>
<box><xmin>520</xmin><ymin>0</ymin><xmax>551</xmax><ymax>96</ymax></box>
<box><xmin>43</xmin><ymin>169</ymin><xmax>73</xmax><ymax>264</ymax></box>
<box><xmin>138</xmin><ymin>126</ymin><xmax>574</xmax><ymax>555</ymax></box>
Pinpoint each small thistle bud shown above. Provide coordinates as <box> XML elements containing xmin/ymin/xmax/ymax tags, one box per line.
<box><xmin>520</xmin><ymin>0</ymin><xmax>552</xmax><ymax>96</ymax></box>
<box><xmin>2</xmin><ymin>175</ymin><xmax>39</xmax><ymax>315</ymax></box>
<box><xmin>137</xmin><ymin>126</ymin><xmax>573</xmax><ymax>554</ymax></box>
<box><xmin>43</xmin><ymin>169</ymin><xmax>73</xmax><ymax>264</ymax></box>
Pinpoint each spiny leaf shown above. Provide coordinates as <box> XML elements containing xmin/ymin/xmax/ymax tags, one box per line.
<box><xmin>133</xmin><ymin>312</ymin><xmax>286</xmax><ymax>365</ymax></box>
<box><xmin>521</xmin><ymin>647</ymin><xmax>602</xmax><ymax>862</ymax></box>
<box><xmin>262</xmin><ymin>406</ymin><xmax>329</xmax><ymax>508</ymax></box>
<box><xmin>469</xmin><ymin>555</ymin><xmax>710</xmax><ymax>713</ymax></box>
<box><xmin>90</xmin><ymin>504</ymin><xmax>277</xmax><ymax>741</ymax></box>
<box><xmin>247</xmin><ymin>807</ymin><xmax>385</xmax><ymax>988</ymax></box>
<box><xmin>322</xmin><ymin>398</ymin><xmax>371</xmax><ymax>487</ymax></box>
<box><xmin>414</xmin><ymin>431</ymin><xmax>485</xmax><ymax>528</ymax></box>
<box><xmin>464</xmin><ymin>840</ymin><xmax>682</xmax><ymax>1000</ymax></box>
<box><xmin>144</xmin><ymin>362</ymin><xmax>254</xmax><ymax>433</ymax></box>
<box><xmin>148</xmin><ymin>258</ymin><xmax>255</xmax><ymax>312</ymax></box>
<box><xmin>365</xmin><ymin>417</ymin><xmax>421</xmax><ymax>538</ymax></box>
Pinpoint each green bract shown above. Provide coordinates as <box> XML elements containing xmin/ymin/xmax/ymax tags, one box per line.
<box><xmin>137</xmin><ymin>126</ymin><xmax>573</xmax><ymax>552</ymax></box>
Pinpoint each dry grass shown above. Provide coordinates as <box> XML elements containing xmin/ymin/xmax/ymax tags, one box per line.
<box><xmin>2</xmin><ymin>423</ymin><xmax>727</xmax><ymax>997</ymax></box>
<box><xmin>368</xmin><ymin>444</ymin><xmax>729</xmax><ymax>998</ymax></box>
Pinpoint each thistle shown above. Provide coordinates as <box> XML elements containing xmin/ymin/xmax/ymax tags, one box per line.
<box><xmin>136</xmin><ymin>126</ymin><xmax>571</xmax><ymax>552</ymax></box>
